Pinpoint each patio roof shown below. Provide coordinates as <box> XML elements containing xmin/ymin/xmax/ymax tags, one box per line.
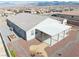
<box><xmin>36</xmin><ymin>18</ymin><xmax>71</xmax><ymax>36</ymax></box>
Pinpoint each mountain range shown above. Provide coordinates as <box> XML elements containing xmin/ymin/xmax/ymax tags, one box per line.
<box><xmin>0</xmin><ymin>1</ymin><xmax>79</xmax><ymax>8</ymax></box>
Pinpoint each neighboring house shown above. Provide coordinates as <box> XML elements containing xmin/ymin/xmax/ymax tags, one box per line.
<box><xmin>7</xmin><ymin>13</ymin><xmax>71</xmax><ymax>46</ymax></box>
<box><xmin>4</xmin><ymin>10</ymin><xmax>15</xmax><ymax>17</ymax></box>
<box><xmin>51</xmin><ymin>11</ymin><xmax>79</xmax><ymax>26</ymax></box>
<box><xmin>50</xmin><ymin>16</ymin><xmax>67</xmax><ymax>25</ymax></box>
<box><xmin>52</xmin><ymin>13</ymin><xmax>79</xmax><ymax>21</ymax></box>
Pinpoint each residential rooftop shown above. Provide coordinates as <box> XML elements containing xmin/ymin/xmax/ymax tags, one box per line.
<box><xmin>53</xmin><ymin>11</ymin><xmax>79</xmax><ymax>16</ymax></box>
<box><xmin>7</xmin><ymin>13</ymin><xmax>49</xmax><ymax>31</ymax></box>
<box><xmin>7</xmin><ymin>13</ymin><xmax>68</xmax><ymax>32</ymax></box>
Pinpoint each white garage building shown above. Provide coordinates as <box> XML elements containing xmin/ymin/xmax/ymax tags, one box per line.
<box><xmin>7</xmin><ymin>13</ymin><xmax>71</xmax><ymax>46</ymax></box>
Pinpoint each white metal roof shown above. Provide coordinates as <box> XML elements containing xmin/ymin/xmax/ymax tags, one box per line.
<box><xmin>7</xmin><ymin>13</ymin><xmax>70</xmax><ymax>32</ymax></box>
<box><xmin>36</xmin><ymin>18</ymin><xmax>71</xmax><ymax>36</ymax></box>
<box><xmin>7</xmin><ymin>13</ymin><xmax>48</xmax><ymax>31</ymax></box>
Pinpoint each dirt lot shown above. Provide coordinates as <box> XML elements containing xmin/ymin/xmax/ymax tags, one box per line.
<box><xmin>7</xmin><ymin>24</ymin><xmax>79</xmax><ymax>57</ymax></box>
<box><xmin>46</xmin><ymin>25</ymin><xmax>79</xmax><ymax>57</ymax></box>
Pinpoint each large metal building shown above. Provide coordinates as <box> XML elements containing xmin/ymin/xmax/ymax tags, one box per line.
<box><xmin>7</xmin><ymin>13</ymin><xmax>47</xmax><ymax>40</ymax></box>
<box><xmin>7</xmin><ymin>13</ymin><xmax>71</xmax><ymax>46</ymax></box>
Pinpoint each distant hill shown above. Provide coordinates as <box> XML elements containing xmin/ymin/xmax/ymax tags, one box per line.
<box><xmin>34</xmin><ymin>1</ymin><xmax>79</xmax><ymax>6</ymax></box>
<box><xmin>0</xmin><ymin>1</ymin><xmax>79</xmax><ymax>8</ymax></box>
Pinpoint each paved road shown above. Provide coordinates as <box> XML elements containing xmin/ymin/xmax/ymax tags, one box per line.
<box><xmin>0</xmin><ymin>36</ymin><xmax>7</xmax><ymax>57</ymax></box>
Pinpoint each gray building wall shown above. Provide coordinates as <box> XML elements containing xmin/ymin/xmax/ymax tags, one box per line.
<box><xmin>7</xmin><ymin>19</ymin><xmax>27</xmax><ymax>40</ymax></box>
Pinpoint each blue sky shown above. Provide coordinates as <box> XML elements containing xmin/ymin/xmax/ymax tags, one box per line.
<box><xmin>0</xmin><ymin>0</ymin><xmax>78</xmax><ymax>2</ymax></box>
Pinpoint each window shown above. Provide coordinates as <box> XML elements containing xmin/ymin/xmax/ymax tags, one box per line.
<box><xmin>59</xmin><ymin>31</ymin><xmax>64</xmax><ymax>40</ymax></box>
<box><xmin>31</xmin><ymin>30</ymin><xmax>34</xmax><ymax>36</ymax></box>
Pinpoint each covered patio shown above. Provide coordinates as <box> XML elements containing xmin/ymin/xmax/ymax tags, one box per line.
<box><xmin>36</xmin><ymin>18</ymin><xmax>71</xmax><ymax>46</ymax></box>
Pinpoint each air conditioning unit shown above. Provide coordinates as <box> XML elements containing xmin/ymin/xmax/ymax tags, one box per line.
<box><xmin>63</xmin><ymin>19</ymin><xmax>67</xmax><ymax>25</ymax></box>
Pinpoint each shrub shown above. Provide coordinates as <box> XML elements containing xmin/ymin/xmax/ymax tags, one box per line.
<box><xmin>10</xmin><ymin>50</ymin><xmax>16</xmax><ymax>57</ymax></box>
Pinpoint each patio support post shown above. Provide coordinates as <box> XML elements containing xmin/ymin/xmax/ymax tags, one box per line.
<box><xmin>63</xmin><ymin>30</ymin><xmax>65</xmax><ymax>38</ymax></box>
<box><xmin>58</xmin><ymin>34</ymin><xmax>59</xmax><ymax>41</ymax></box>
<box><xmin>50</xmin><ymin>37</ymin><xmax>52</xmax><ymax>46</ymax></box>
